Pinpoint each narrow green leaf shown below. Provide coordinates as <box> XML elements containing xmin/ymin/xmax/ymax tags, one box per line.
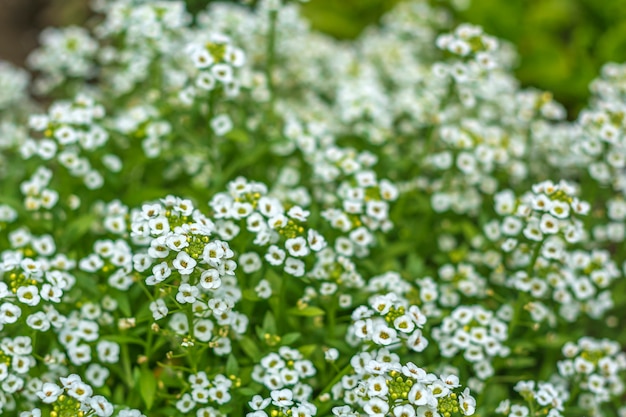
<box><xmin>238</xmin><ymin>386</ymin><xmax>262</xmax><ymax>396</ymax></box>
<box><xmin>262</xmin><ymin>311</ymin><xmax>277</xmax><ymax>333</ymax></box>
<box><xmin>60</xmin><ymin>213</ymin><xmax>98</xmax><ymax>246</ymax></box>
<box><xmin>243</xmin><ymin>288</ymin><xmax>261</xmax><ymax>301</ymax></box>
<box><xmin>240</xmin><ymin>336</ymin><xmax>262</xmax><ymax>361</ymax></box>
<box><xmin>139</xmin><ymin>367</ymin><xmax>157</xmax><ymax>410</ymax></box>
<box><xmin>102</xmin><ymin>335</ymin><xmax>146</xmax><ymax>347</ymax></box>
<box><xmin>287</xmin><ymin>306</ymin><xmax>326</xmax><ymax>317</ymax></box>
<box><xmin>225</xmin><ymin>128</ymin><xmax>249</xmax><ymax>143</ymax></box>
<box><xmin>117</xmin><ymin>292</ymin><xmax>132</xmax><ymax>317</ymax></box>
<box><xmin>280</xmin><ymin>332</ymin><xmax>301</xmax><ymax>345</ymax></box>
<box><xmin>226</xmin><ymin>354</ymin><xmax>239</xmax><ymax>376</ymax></box>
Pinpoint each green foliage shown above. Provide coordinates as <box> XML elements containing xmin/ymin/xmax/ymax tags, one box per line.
<box><xmin>452</xmin><ymin>0</ymin><xmax>626</xmax><ymax>116</ymax></box>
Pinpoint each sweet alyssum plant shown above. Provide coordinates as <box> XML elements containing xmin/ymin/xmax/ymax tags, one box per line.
<box><xmin>1</xmin><ymin>0</ymin><xmax>626</xmax><ymax>416</ymax></box>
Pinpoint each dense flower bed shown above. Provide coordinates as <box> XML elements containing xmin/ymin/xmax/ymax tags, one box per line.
<box><xmin>0</xmin><ymin>0</ymin><xmax>625</xmax><ymax>416</ymax></box>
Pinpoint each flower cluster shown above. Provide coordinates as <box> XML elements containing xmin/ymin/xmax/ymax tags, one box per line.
<box><xmin>1</xmin><ymin>0</ymin><xmax>626</xmax><ymax>415</ymax></box>
<box><xmin>252</xmin><ymin>347</ymin><xmax>316</xmax><ymax>391</ymax></box>
<box><xmin>332</xmin><ymin>349</ymin><xmax>476</xmax><ymax>416</ymax></box>
<box><xmin>496</xmin><ymin>380</ymin><xmax>569</xmax><ymax>417</ymax></box>
<box><xmin>249</xmin><ymin>347</ymin><xmax>317</xmax><ymax>417</ymax></box>
<box><xmin>0</xmin><ymin>229</ymin><xmax>75</xmax><ymax>333</ymax></box>
<box><xmin>175</xmin><ymin>372</ymin><xmax>233</xmax><ymax>414</ymax></box>
<box><xmin>27</xmin><ymin>27</ymin><xmax>97</xmax><ymax>94</ymax></box>
<box><xmin>112</xmin><ymin>105</ymin><xmax>172</xmax><ymax>159</ymax></box>
<box><xmin>23</xmin><ymin>94</ymin><xmax>113</xmax><ymax>192</ymax></box>
<box><xmin>91</xmin><ymin>0</ymin><xmax>191</xmax><ymax>96</ymax></box>
<box><xmin>36</xmin><ymin>374</ymin><xmax>116</xmax><ymax>417</ymax></box>
<box><xmin>209</xmin><ymin>177</ymin><xmax>326</xmax><ymax>277</ymax></box>
<box><xmin>182</xmin><ymin>34</ymin><xmax>246</xmax><ymax>107</ymax></box>
<box><xmin>482</xmin><ymin>180</ymin><xmax>620</xmax><ymax>321</ymax></box>
<box><xmin>0</xmin><ymin>61</ymin><xmax>30</xmax><ymax>111</ymax></box>
<box><xmin>348</xmin><ymin>293</ymin><xmax>428</xmax><ymax>352</ymax></box>
<box><xmin>130</xmin><ymin>196</ymin><xmax>247</xmax><ymax>354</ymax></box>
<box><xmin>432</xmin><ymin>305</ymin><xmax>509</xmax><ymax>380</ymax></box>
<box><xmin>557</xmin><ymin>337</ymin><xmax>626</xmax><ymax>414</ymax></box>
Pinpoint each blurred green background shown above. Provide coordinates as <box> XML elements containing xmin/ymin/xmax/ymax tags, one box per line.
<box><xmin>3</xmin><ymin>0</ymin><xmax>626</xmax><ymax>118</ymax></box>
<box><xmin>298</xmin><ymin>0</ymin><xmax>626</xmax><ymax>118</ymax></box>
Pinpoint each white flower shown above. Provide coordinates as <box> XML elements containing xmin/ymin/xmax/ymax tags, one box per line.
<box><xmin>166</xmin><ymin>234</ymin><xmax>188</xmax><ymax>251</ymax></box>
<box><xmin>68</xmin><ymin>344</ymin><xmax>92</xmax><ymax>366</ymax></box>
<box><xmin>199</xmin><ymin>269</ymin><xmax>221</xmax><ymax>290</ymax></box>
<box><xmin>255</xmin><ymin>279</ymin><xmax>272</xmax><ymax>299</ymax></box>
<box><xmin>367</xmin><ymin>376</ymin><xmax>389</xmax><ymax>397</ymax></box>
<box><xmin>285</xmin><ymin>237</ymin><xmax>310</xmax><ymax>257</ymax></box>
<box><xmin>393</xmin><ymin>315</ymin><xmax>415</xmax><ymax>333</ymax></box>
<box><xmin>372</xmin><ymin>323</ymin><xmax>398</xmax><ymax>346</ymax></box>
<box><xmin>55</xmin><ymin>126</ymin><xmax>78</xmax><ymax>145</ymax></box>
<box><xmin>0</xmin><ymin>302</ymin><xmax>21</xmax><ymax>324</ymax></box>
<box><xmin>211</xmin><ymin>63</ymin><xmax>233</xmax><ymax>83</ymax></box>
<box><xmin>90</xmin><ymin>395</ymin><xmax>114</xmax><ymax>417</ymax></box>
<box><xmin>195</xmin><ymin>71</ymin><xmax>217</xmax><ymax>90</ymax></box>
<box><xmin>176</xmin><ymin>284</ymin><xmax>200</xmax><ymax>304</ymax></box>
<box><xmin>67</xmin><ymin>380</ymin><xmax>93</xmax><ymax>401</ymax></box>
<box><xmin>249</xmin><ymin>395</ymin><xmax>271</xmax><ymax>410</ymax></box>
<box><xmin>408</xmin><ymin>383</ymin><xmax>432</xmax><ymax>406</ymax></box>
<box><xmin>287</xmin><ymin>206</ymin><xmax>309</xmax><ymax>221</ymax></box>
<box><xmin>203</xmin><ymin>242</ymin><xmax>225</xmax><ymax>266</ymax></box>
<box><xmin>549</xmin><ymin>200</ymin><xmax>571</xmax><ymax>219</ymax></box>
<box><xmin>86</xmin><ymin>364</ymin><xmax>109</xmax><ymax>387</ymax></box>
<box><xmin>17</xmin><ymin>285</ymin><xmax>41</xmax><ymax>306</ymax></box>
<box><xmin>271</xmin><ymin>388</ymin><xmax>294</xmax><ymax>407</ymax></box>
<box><xmin>151</xmin><ymin>262</ymin><xmax>172</xmax><ymax>282</ymax></box>
<box><xmin>172</xmin><ymin>251</ymin><xmax>197</xmax><ymax>274</ymax></box>
<box><xmin>37</xmin><ymin>382</ymin><xmax>62</xmax><ymax>403</ymax></box>
<box><xmin>459</xmin><ymin>387</ymin><xmax>476</xmax><ymax>415</ymax></box>
<box><xmin>211</xmin><ymin>114</ymin><xmax>233</xmax><ymax>136</ymax></box>
<box><xmin>191</xmin><ymin>48</ymin><xmax>214</xmax><ymax>68</ymax></box>
<box><xmin>392</xmin><ymin>404</ymin><xmax>416</xmax><ymax>417</ymax></box>
<box><xmin>408</xmin><ymin>305</ymin><xmax>427</xmax><ymax>328</ymax></box>
<box><xmin>363</xmin><ymin>397</ymin><xmax>389</xmax><ymax>416</ymax></box>
<box><xmin>149</xmin><ymin>299</ymin><xmax>168</xmax><ymax>321</ymax></box>
<box><xmin>176</xmin><ymin>393</ymin><xmax>196</xmax><ymax>413</ymax></box>
<box><xmin>97</xmin><ymin>340</ymin><xmax>120</xmax><ymax>363</ymax></box>
<box><xmin>407</xmin><ymin>330</ymin><xmax>429</xmax><ymax>352</ymax></box>
<box><xmin>284</xmin><ymin>258</ymin><xmax>305</xmax><ymax>277</ymax></box>
<box><xmin>193</xmin><ymin>319</ymin><xmax>214</xmax><ymax>342</ymax></box>
<box><xmin>307</xmin><ymin>229</ymin><xmax>326</xmax><ymax>251</ymax></box>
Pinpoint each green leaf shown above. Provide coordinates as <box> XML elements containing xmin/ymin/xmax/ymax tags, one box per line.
<box><xmin>505</xmin><ymin>356</ymin><xmax>537</xmax><ymax>368</ymax></box>
<box><xmin>407</xmin><ymin>253</ymin><xmax>425</xmax><ymax>276</ymax></box>
<box><xmin>226</xmin><ymin>354</ymin><xmax>239</xmax><ymax>376</ymax></box>
<box><xmin>298</xmin><ymin>344</ymin><xmax>320</xmax><ymax>358</ymax></box>
<box><xmin>139</xmin><ymin>367</ymin><xmax>157</xmax><ymax>410</ymax></box>
<box><xmin>60</xmin><ymin>213</ymin><xmax>98</xmax><ymax>247</ymax></box>
<box><xmin>116</xmin><ymin>292</ymin><xmax>132</xmax><ymax>317</ymax></box>
<box><xmin>243</xmin><ymin>288</ymin><xmax>261</xmax><ymax>301</ymax></box>
<box><xmin>101</xmin><ymin>335</ymin><xmax>146</xmax><ymax>347</ymax></box>
<box><xmin>262</xmin><ymin>311</ymin><xmax>277</xmax><ymax>333</ymax></box>
<box><xmin>240</xmin><ymin>336</ymin><xmax>262</xmax><ymax>361</ymax></box>
<box><xmin>225</xmin><ymin>128</ymin><xmax>249</xmax><ymax>143</ymax></box>
<box><xmin>280</xmin><ymin>332</ymin><xmax>301</xmax><ymax>345</ymax></box>
<box><xmin>287</xmin><ymin>306</ymin><xmax>326</xmax><ymax>317</ymax></box>
<box><xmin>237</xmin><ymin>386</ymin><xmax>262</xmax><ymax>396</ymax></box>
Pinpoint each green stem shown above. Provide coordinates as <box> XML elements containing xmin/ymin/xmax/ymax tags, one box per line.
<box><xmin>527</xmin><ymin>239</ymin><xmax>545</xmax><ymax>277</ymax></box>
<box><xmin>207</xmin><ymin>91</ymin><xmax>222</xmax><ymax>191</ymax></box>
<box><xmin>266</xmin><ymin>8</ymin><xmax>278</xmax><ymax>115</ymax></box>
<box><xmin>121</xmin><ymin>342</ymin><xmax>134</xmax><ymax>388</ymax></box>
<box><xmin>278</xmin><ymin>273</ymin><xmax>288</xmax><ymax>333</ymax></box>
<box><xmin>312</xmin><ymin>362</ymin><xmax>353</xmax><ymax>411</ymax></box>
<box><xmin>327</xmin><ymin>295</ymin><xmax>337</xmax><ymax>338</ymax></box>
<box><xmin>184</xmin><ymin>306</ymin><xmax>198</xmax><ymax>373</ymax></box>
<box><xmin>510</xmin><ymin>239</ymin><xmax>545</xmax><ymax>337</ymax></box>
